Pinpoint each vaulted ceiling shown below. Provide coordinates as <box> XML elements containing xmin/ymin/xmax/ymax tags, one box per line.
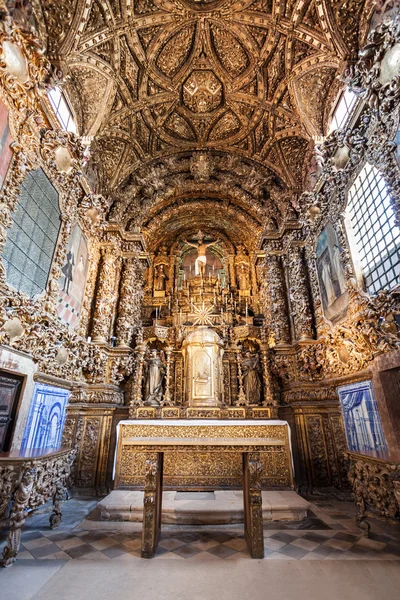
<box><xmin>37</xmin><ymin>0</ymin><xmax>372</xmax><ymax>244</ymax></box>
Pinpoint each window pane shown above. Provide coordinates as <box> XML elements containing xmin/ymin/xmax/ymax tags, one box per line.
<box><xmin>2</xmin><ymin>169</ymin><xmax>60</xmax><ymax>298</ymax></box>
<box><xmin>47</xmin><ymin>87</ymin><xmax>77</xmax><ymax>134</ymax></box>
<box><xmin>328</xmin><ymin>89</ymin><xmax>358</xmax><ymax>134</ymax></box>
<box><xmin>347</xmin><ymin>163</ymin><xmax>400</xmax><ymax>294</ymax></box>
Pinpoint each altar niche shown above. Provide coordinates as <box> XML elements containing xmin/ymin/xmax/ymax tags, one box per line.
<box><xmin>183</xmin><ymin>327</ymin><xmax>224</xmax><ymax>407</ymax></box>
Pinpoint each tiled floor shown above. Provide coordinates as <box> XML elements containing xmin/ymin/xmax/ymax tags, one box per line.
<box><xmin>1</xmin><ymin>494</ymin><xmax>400</xmax><ymax>562</ymax></box>
<box><xmin>2</xmin><ymin>495</ymin><xmax>400</xmax><ymax>600</ymax></box>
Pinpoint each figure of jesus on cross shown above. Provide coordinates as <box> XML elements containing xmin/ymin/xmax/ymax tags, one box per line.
<box><xmin>185</xmin><ymin>230</ymin><xmax>219</xmax><ymax>277</ymax></box>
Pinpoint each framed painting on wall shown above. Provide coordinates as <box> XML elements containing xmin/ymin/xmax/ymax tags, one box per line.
<box><xmin>337</xmin><ymin>380</ymin><xmax>388</xmax><ymax>456</ymax></box>
<box><xmin>395</xmin><ymin>124</ymin><xmax>400</xmax><ymax>168</ymax></box>
<box><xmin>57</xmin><ymin>224</ymin><xmax>89</xmax><ymax>328</ymax></box>
<box><xmin>0</xmin><ymin>97</ymin><xmax>14</xmax><ymax>190</ymax></box>
<box><xmin>316</xmin><ymin>222</ymin><xmax>349</xmax><ymax>324</ymax></box>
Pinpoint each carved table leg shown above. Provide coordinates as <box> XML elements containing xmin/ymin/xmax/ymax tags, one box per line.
<box><xmin>49</xmin><ymin>480</ymin><xmax>65</xmax><ymax>529</ymax></box>
<box><xmin>1</xmin><ymin>467</ymin><xmax>36</xmax><ymax>568</ymax></box>
<box><xmin>355</xmin><ymin>496</ymin><xmax>371</xmax><ymax>538</ymax></box>
<box><xmin>243</xmin><ymin>452</ymin><xmax>264</xmax><ymax>559</ymax></box>
<box><xmin>141</xmin><ymin>452</ymin><xmax>164</xmax><ymax>558</ymax></box>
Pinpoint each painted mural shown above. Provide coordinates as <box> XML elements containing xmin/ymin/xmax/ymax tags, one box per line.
<box><xmin>337</xmin><ymin>381</ymin><xmax>388</xmax><ymax>456</ymax></box>
<box><xmin>316</xmin><ymin>222</ymin><xmax>349</xmax><ymax>323</ymax></box>
<box><xmin>57</xmin><ymin>224</ymin><xmax>89</xmax><ymax>328</ymax></box>
<box><xmin>21</xmin><ymin>383</ymin><xmax>70</xmax><ymax>451</ymax></box>
<box><xmin>0</xmin><ymin>97</ymin><xmax>13</xmax><ymax>190</ymax></box>
<box><xmin>395</xmin><ymin>124</ymin><xmax>400</xmax><ymax>168</ymax></box>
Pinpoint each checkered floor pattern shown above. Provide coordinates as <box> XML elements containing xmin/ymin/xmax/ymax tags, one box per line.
<box><xmin>1</xmin><ymin>497</ymin><xmax>400</xmax><ymax>561</ymax></box>
<box><xmin>1</xmin><ymin>525</ymin><xmax>399</xmax><ymax>562</ymax></box>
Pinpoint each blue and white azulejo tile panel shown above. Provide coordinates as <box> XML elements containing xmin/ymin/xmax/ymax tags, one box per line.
<box><xmin>337</xmin><ymin>380</ymin><xmax>387</xmax><ymax>455</ymax></box>
<box><xmin>21</xmin><ymin>383</ymin><xmax>70</xmax><ymax>451</ymax></box>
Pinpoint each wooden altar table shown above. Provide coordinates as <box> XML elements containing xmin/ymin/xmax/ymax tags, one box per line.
<box><xmin>0</xmin><ymin>447</ymin><xmax>75</xmax><ymax>567</ymax></box>
<box><xmin>114</xmin><ymin>420</ymin><xmax>293</xmax><ymax>490</ymax></box>
<box><xmin>114</xmin><ymin>420</ymin><xmax>294</xmax><ymax>559</ymax></box>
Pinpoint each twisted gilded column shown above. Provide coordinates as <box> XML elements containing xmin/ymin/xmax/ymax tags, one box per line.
<box><xmin>264</xmin><ymin>253</ymin><xmax>290</xmax><ymax>345</ymax></box>
<box><xmin>286</xmin><ymin>243</ymin><xmax>314</xmax><ymax>341</ymax></box>
<box><xmin>228</xmin><ymin>254</ymin><xmax>236</xmax><ymax>288</ymax></box>
<box><xmin>260</xmin><ymin>344</ymin><xmax>275</xmax><ymax>408</ymax></box>
<box><xmin>130</xmin><ymin>343</ymin><xmax>147</xmax><ymax>413</ymax></box>
<box><xmin>115</xmin><ymin>254</ymin><xmax>145</xmax><ymax>347</ymax></box>
<box><xmin>249</xmin><ymin>253</ymin><xmax>258</xmax><ymax>299</ymax></box>
<box><xmin>91</xmin><ymin>247</ymin><xmax>120</xmax><ymax>343</ymax></box>
<box><xmin>162</xmin><ymin>346</ymin><xmax>173</xmax><ymax>406</ymax></box>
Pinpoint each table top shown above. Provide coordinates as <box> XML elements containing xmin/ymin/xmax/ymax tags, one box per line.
<box><xmin>118</xmin><ymin>419</ymin><xmax>288</xmax><ymax>428</ymax></box>
<box><xmin>0</xmin><ymin>447</ymin><xmax>71</xmax><ymax>461</ymax></box>
<box><xmin>122</xmin><ymin>436</ymin><xmax>285</xmax><ymax>447</ymax></box>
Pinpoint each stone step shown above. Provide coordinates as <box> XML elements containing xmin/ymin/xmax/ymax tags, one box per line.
<box><xmin>98</xmin><ymin>490</ymin><xmax>310</xmax><ymax>524</ymax></box>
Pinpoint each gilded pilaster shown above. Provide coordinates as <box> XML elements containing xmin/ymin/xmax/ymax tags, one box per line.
<box><xmin>115</xmin><ymin>252</ymin><xmax>145</xmax><ymax>347</ymax></box>
<box><xmin>91</xmin><ymin>247</ymin><xmax>120</xmax><ymax>343</ymax></box>
<box><xmin>264</xmin><ymin>252</ymin><xmax>291</xmax><ymax>345</ymax></box>
<box><xmin>286</xmin><ymin>242</ymin><xmax>314</xmax><ymax>342</ymax></box>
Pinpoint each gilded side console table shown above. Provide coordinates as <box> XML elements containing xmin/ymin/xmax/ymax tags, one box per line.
<box><xmin>345</xmin><ymin>451</ymin><xmax>400</xmax><ymax>537</ymax></box>
<box><xmin>0</xmin><ymin>447</ymin><xmax>75</xmax><ymax>567</ymax></box>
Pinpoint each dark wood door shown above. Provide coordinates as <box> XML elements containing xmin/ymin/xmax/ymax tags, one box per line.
<box><xmin>0</xmin><ymin>372</ymin><xmax>23</xmax><ymax>452</ymax></box>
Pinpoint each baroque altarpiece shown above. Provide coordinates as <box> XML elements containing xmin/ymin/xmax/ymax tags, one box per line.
<box><xmin>0</xmin><ymin>1</ymin><xmax>399</xmax><ymax>522</ymax></box>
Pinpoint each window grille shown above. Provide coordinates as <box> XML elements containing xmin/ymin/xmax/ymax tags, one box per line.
<box><xmin>347</xmin><ymin>163</ymin><xmax>400</xmax><ymax>294</ymax></box>
<box><xmin>2</xmin><ymin>169</ymin><xmax>60</xmax><ymax>298</ymax></box>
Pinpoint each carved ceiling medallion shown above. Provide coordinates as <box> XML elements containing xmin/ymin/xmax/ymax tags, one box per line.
<box><xmin>183</xmin><ymin>70</ymin><xmax>223</xmax><ymax>114</ymax></box>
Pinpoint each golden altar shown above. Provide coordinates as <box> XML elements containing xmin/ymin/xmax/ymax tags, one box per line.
<box><xmin>114</xmin><ymin>420</ymin><xmax>294</xmax><ymax>490</ymax></box>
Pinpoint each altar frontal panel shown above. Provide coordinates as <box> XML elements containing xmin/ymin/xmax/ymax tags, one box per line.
<box><xmin>115</xmin><ymin>422</ymin><xmax>293</xmax><ymax>490</ymax></box>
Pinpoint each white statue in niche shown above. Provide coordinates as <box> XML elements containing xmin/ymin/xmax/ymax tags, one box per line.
<box><xmin>185</xmin><ymin>230</ymin><xmax>219</xmax><ymax>277</ymax></box>
<box><xmin>144</xmin><ymin>349</ymin><xmax>166</xmax><ymax>406</ymax></box>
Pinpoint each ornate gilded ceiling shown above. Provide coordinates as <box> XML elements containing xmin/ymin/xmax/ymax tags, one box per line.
<box><xmin>36</xmin><ymin>0</ymin><xmax>371</xmax><ymax>243</ymax></box>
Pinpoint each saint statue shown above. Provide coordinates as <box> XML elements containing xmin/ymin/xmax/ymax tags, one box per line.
<box><xmin>153</xmin><ymin>264</ymin><xmax>168</xmax><ymax>292</ymax></box>
<box><xmin>144</xmin><ymin>349</ymin><xmax>166</xmax><ymax>406</ymax></box>
<box><xmin>237</xmin><ymin>263</ymin><xmax>250</xmax><ymax>291</ymax></box>
<box><xmin>185</xmin><ymin>230</ymin><xmax>219</xmax><ymax>277</ymax></box>
<box><xmin>241</xmin><ymin>351</ymin><xmax>262</xmax><ymax>405</ymax></box>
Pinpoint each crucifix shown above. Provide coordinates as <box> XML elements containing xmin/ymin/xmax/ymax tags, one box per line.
<box><xmin>185</xmin><ymin>230</ymin><xmax>219</xmax><ymax>277</ymax></box>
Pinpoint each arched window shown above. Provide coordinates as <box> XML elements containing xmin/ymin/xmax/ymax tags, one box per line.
<box><xmin>48</xmin><ymin>87</ymin><xmax>77</xmax><ymax>133</ymax></box>
<box><xmin>346</xmin><ymin>163</ymin><xmax>400</xmax><ymax>294</ymax></box>
<box><xmin>2</xmin><ymin>168</ymin><xmax>61</xmax><ymax>297</ymax></box>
